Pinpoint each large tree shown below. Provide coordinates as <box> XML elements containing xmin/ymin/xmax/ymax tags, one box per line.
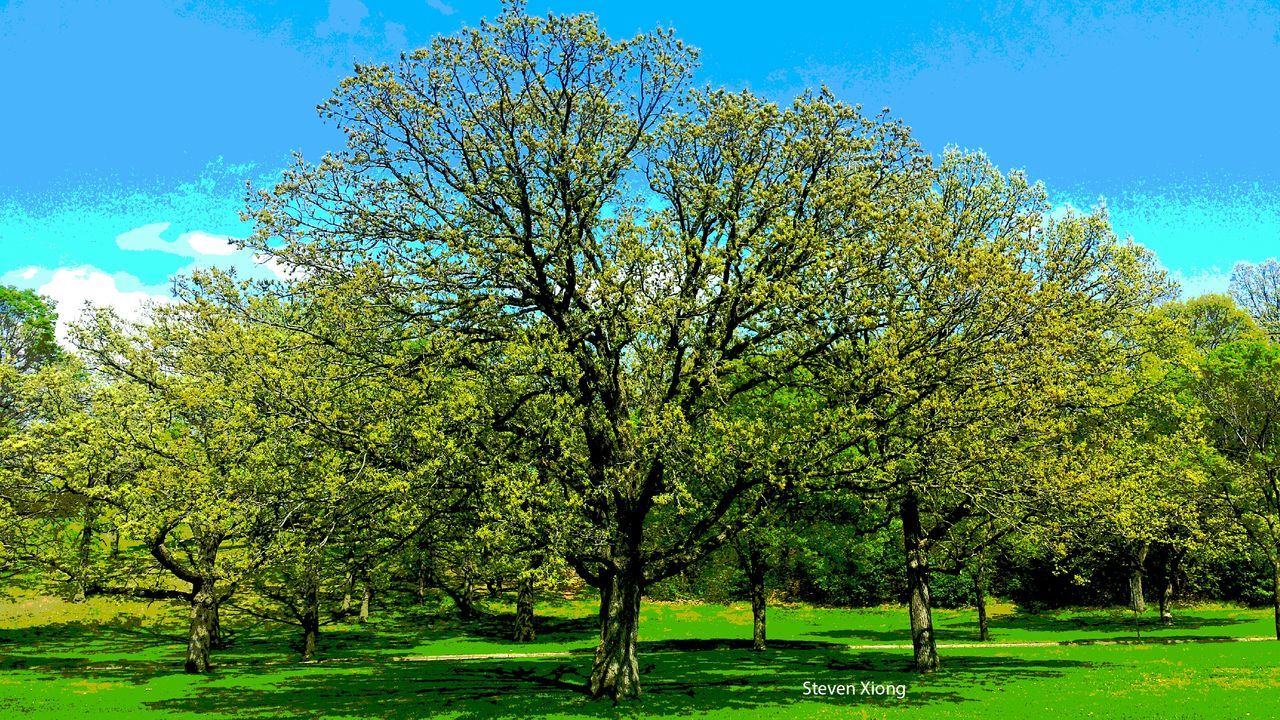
<box><xmin>244</xmin><ymin>3</ymin><xmax>929</xmax><ymax>698</ymax></box>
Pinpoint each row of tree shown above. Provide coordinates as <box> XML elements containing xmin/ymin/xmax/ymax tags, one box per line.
<box><xmin>2</xmin><ymin>3</ymin><xmax>1279</xmax><ymax>701</ymax></box>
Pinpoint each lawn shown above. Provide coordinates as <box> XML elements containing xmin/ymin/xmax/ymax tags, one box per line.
<box><xmin>1</xmin><ymin>590</ymin><xmax>1278</xmax><ymax>718</ymax></box>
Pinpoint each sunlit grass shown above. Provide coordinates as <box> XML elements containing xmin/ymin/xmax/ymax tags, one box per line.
<box><xmin>1</xmin><ymin>587</ymin><xmax>1277</xmax><ymax>718</ymax></box>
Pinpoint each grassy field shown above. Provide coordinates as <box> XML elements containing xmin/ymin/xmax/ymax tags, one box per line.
<box><xmin>1</xmin><ymin>590</ymin><xmax>1278</xmax><ymax>718</ymax></box>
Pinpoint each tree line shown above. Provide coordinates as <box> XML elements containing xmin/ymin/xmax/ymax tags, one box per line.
<box><xmin>3</xmin><ymin>3</ymin><xmax>1280</xmax><ymax>701</ymax></box>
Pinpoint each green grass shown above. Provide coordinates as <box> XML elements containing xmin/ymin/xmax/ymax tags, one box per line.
<box><xmin>1</xmin><ymin>590</ymin><xmax>1278</xmax><ymax>718</ymax></box>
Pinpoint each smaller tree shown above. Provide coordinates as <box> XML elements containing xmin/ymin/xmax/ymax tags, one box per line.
<box><xmin>1194</xmin><ymin>340</ymin><xmax>1280</xmax><ymax>638</ymax></box>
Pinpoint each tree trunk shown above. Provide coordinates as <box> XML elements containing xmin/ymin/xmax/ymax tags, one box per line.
<box><xmin>416</xmin><ymin>558</ymin><xmax>428</xmax><ymax>604</ymax></box>
<box><xmin>1159</xmin><ymin>548</ymin><xmax>1182</xmax><ymax>624</ymax></box>
<box><xmin>973</xmin><ymin>572</ymin><xmax>990</xmax><ymax>642</ymax></box>
<box><xmin>209</xmin><ymin>597</ymin><xmax>225</xmax><ymax>650</ymax></box>
<box><xmin>301</xmin><ymin>580</ymin><xmax>320</xmax><ymax>661</ymax></box>
<box><xmin>443</xmin><ymin>580</ymin><xmax>481</xmax><ymax>620</ymax></box>
<box><xmin>342</xmin><ymin>571</ymin><xmax>354</xmax><ymax>616</ymax></box>
<box><xmin>1159</xmin><ymin>578</ymin><xmax>1173</xmax><ymax>623</ymax></box>
<box><xmin>745</xmin><ymin>546</ymin><xmax>767</xmax><ymax>651</ymax></box>
<box><xmin>514</xmin><ymin>574</ymin><xmax>536</xmax><ymax>642</ymax></box>
<box><xmin>72</xmin><ymin>506</ymin><xmax>97</xmax><ymax>603</ymax></box>
<box><xmin>589</xmin><ymin>567</ymin><xmax>643</xmax><ymax>700</ymax></box>
<box><xmin>1129</xmin><ymin>541</ymin><xmax>1148</xmax><ymax>613</ymax></box>
<box><xmin>185</xmin><ymin>586</ymin><xmax>218</xmax><ymax>673</ymax></box>
<box><xmin>359</xmin><ymin>585</ymin><xmax>370</xmax><ymax>623</ymax></box>
<box><xmin>901</xmin><ymin>490</ymin><xmax>939</xmax><ymax>672</ymax></box>
<box><xmin>1272</xmin><ymin>559</ymin><xmax>1280</xmax><ymax>641</ymax></box>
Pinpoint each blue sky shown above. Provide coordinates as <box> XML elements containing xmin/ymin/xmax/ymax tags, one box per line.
<box><xmin>2</xmin><ymin>0</ymin><xmax>1277</xmax><ymax>339</ymax></box>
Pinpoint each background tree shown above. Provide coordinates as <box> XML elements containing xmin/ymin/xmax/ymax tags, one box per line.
<box><xmin>1194</xmin><ymin>340</ymin><xmax>1280</xmax><ymax>638</ymax></box>
<box><xmin>807</xmin><ymin>164</ymin><xmax>1169</xmax><ymax>670</ymax></box>
<box><xmin>0</xmin><ymin>285</ymin><xmax>67</xmax><ymax>577</ymax></box>
<box><xmin>1230</xmin><ymin>260</ymin><xmax>1280</xmax><ymax>340</ymax></box>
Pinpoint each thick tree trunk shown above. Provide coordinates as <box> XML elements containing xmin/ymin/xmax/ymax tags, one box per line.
<box><xmin>901</xmin><ymin>490</ymin><xmax>939</xmax><ymax>672</ymax></box>
<box><xmin>973</xmin><ymin>572</ymin><xmax>990</xmax><ymax>642</ymax></box>
<box><xmin>746</xmin><ymin>547</ymin><xmax>767</xmax><ymax>651</ymax></box>
<box><xmin>359</xmin><ymin>585</ymin><xmax>370</xmax><ymax>623</ymax></box>
<box><xmin>443</xmin><ymin>580</ymin><xmax>481</xmax><ymax>620</ymax></box>
<box><xmin>1129</xmin><ymin>542</ymin><xmax>1148</xmax><ymax>613</ymax></box>
<box><xmin>589</xmin><ymin>567</ymin><xmax>643</xmax><ymax>700</ymax></box>
<box><xmin>514</xmin><ymin>574</ymin><xmax>536</xmax><ymax>642</ymax></box>
<box><xmin>185</xmin><ymin>587</ymin><xmax>218</xmax><ymax>673</ymax></box>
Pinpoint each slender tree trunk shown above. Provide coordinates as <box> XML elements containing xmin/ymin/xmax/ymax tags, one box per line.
<box><xmin>901</xmin><ymin>490</ymin><xmax>939</xmax><ymax>672</ymax></box>
<box><xmin>1159</xmin><ymin>548</ymin><xmax>1183</xmax><ymax>624</ymax></box>
<box><xmin>209</xmin><ymin>597</ymin><xmax>225</xmax><ymax>650</ymax></box>
<box><xmin>514</xmin><ymin>574</ymin><xmax>536</xmax><ymax>642</ymax></box>
<box><xmin>185</xmin><ymin>585</ymin><xmax>217</xmax><ymax>673</ymax></box>
<box><xmin>416</xmin><ymin>558</ymin><xmax>428</xmax><ymax>604</ymax></box>
<box><xmin>359</xmin><ymin>584</ymin><xmax>371</xmax><ymax>624</ymax></box>
<box><xmin>590</xmin><ymin>566</ymin><xmax>643</xmax><ymax>700</ymax></box>
<box><xmin>342</xmin><ymin>571</ymin><xmax>354</xmax><ymax>616</ymax></box>
<box><xmin>745</xmin><ymin>545</ymin><xmax>767</xmax><ymax>651</ymax></box>
<box><xmin>1272</xmin><ymin>559</ymin><xmax>1280</xmax><ymax>641</ymax></box>
<box><xmin>463</xmin><ymin>576</ymin><xmax>477</xmax><ymax>616</ymax></box>
<box><xmin>973</xmin><ymin>571</ymin><xmax>990</xmax><ymax>642</ymax></box>
<box><xmin>1159</xmin><ymin>578</ymin><xmax>1173</xmax><ymax>623</ymax></box>
<box><xmin>1129</xmin><ymin>541</ymin><xmax>1148</xmax><ymax>613</ymax></box>
<box><xmin>72</xmin><ymin>506</ymin><xmax>97</xmax><ymax>603</ymax></box>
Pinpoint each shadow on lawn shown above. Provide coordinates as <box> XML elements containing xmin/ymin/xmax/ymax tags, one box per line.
<box><xmin>432</xmin><ymin>610</ymin><xmax>598</xmax><ymax>646</ymax></box>
<box><xmin>143</xmin><ymin>644</ymin><xmax>1100</xmax><ymax>719</ymax></box>
<box><xmin>0</xmin><ymin>617</ymin><xmax>184</xmax><ymax>668</ymax></box>
<box><xmin>955</xmin><ymin>610</ymin><xmax>1254</xmax><ymax>636</ymax></box>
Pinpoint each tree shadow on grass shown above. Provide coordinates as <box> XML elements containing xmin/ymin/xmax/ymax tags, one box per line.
<box><xmin>438</xmin><ymin>611</ymin><xmax>599</xmax><ymax>646</ymax></box>
<box><xmin>957</xmin><ymin>610</ymin><xmax>1255</xmax><ymax>637</ymax></box>
<box><xmin>144</xmin><ymin>644</ymin><xmax>1102</xmax><ymax>719</ymax></box>
<box><xmin>801</xmin><ymin>627</ymin><xmax>912</xmax><ymax>643</ymax></box>
<box><xmin>0</xmin><ymin>617</ymin><xmax>185</xmax><ymax>667</ymax></box>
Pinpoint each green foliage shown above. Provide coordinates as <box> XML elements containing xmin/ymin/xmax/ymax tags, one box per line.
<box><xmin>0</xmin><ymin>284</ymin><xmax>59</xmax><ymax>375</ymax></box>
<box><xmin>1230</xmin><ymin>259</ymin><xmax>1280</xmax><ymax>340</ymax></box>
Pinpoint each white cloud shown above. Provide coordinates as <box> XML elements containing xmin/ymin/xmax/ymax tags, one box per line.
<box><xmin>116</xmin><ymin>222</ymin><xmax>242</xmax><ymax>258</ymax></box>
<box><xmin>18</xmin><ymin>267</ymin><xmax>38</xmax><ymax>280</ymax></box>
<box><xmin>185</xmin><ymin>231</ymin><xmax>238</xmax><ymax>256</ymax></box>
<box><xmin>34</xmin><ymin>267</ymin><xmax>170</xmax><ymax>346</ymax></box>
<box><xmin>253</xmin><ymin>253</ymin><xmax>303</xmax><ymax>281</ymax></box>
<box><xmin>116</xmin><ymin>222</ymin><xmax>184</xmax><ymax>254</ymax></box>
